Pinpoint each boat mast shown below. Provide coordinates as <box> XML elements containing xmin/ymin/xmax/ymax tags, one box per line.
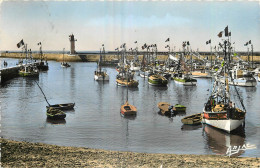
<box><xmin>63</xmin><ymin>48</ymin><xmax>65</xmax><ymax>64</ymax></box>
<box><xmin>126</xmin><ymin>72</ymin><xmax>128</xmax><ymax>102</ymax></box>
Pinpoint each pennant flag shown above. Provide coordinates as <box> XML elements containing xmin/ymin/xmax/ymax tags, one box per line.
<box><xmin>221</xmin><ymin>60</ymin><xmax>225</xmax><ymax>67</ymax></box>
<box><xmin>214</xmin><ymin>46</ymin><xmax>216</xmax><ymax>49</ymax></box>
<box><xmin>37</xmin><ymin>42</ymin><xmax>41</xmax><ymax>45</ymax></box>
<box><xmin>229</xmin><ymin>32</ymin><xmax>231</xmax><ymax>36</ymax></box>
<box><xmin>102</xmin><ymin>44</ymin><xmax>104</xmax><ymax>46</ymax></box>
<box><xmin>244</xmin><ymin>42</ymin><xmax>248</xmax><ymax>46</ymax></box>
<box><xmin>154</xmin><ymin>44</ymin><xmax>157</xmax><ymax>47</ymax></box>
<box><xmin>233</xmin><ymin>42</ymin><xmax>235</xmax><ymax>44</ymax></box>
<box><xmin>165</xmin><ymin>38</ymin><xmax>170</xmax><ymax>42</ymax></box>
<box><xmin>217</xmin><ymin>31</ymin><xmax>223</xmax><ymax>38</ymax></box>
<box><xmin>206</xmin><ymin>41</ymin><xmax>208</xmax><ymax>45</ymax></box>
<box><xmin>17</xmin><ymin>39</ymin><xmax>24</xmax><ymax>48</ymax></box>
<box><xmin>249</xmin><ymin>40</ymin><xmax>251</xmax><ymax>44</ymax></box>
<box><xmin>144</xmin><ymin>43</ymin><xmax>147</xmax><ymax>48</ymax></box>
<box><xmin>209</xmin><ymin>39</ymin><xmax>211</xmax><ymax>44</ymax></box>
<box><xmin>187</xmin><ymin>41</ymin><xmax>190</xmax><ymax>45</ymax></box>
<box><xmin>134</xmin><ymin>41</ymin><xmax>137</xmax><ymax>43</ymax></box>
<box><xmin>224</xmin><ymin>26</ymin><xmax>229</xmax><ymax>37</ymax></box>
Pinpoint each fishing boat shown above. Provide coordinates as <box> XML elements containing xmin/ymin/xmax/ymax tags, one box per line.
<box><xmin>61</xmin><ymin>48</ymin><xmax>71</xmax><ymax>67</ymax></box>
<box><xmin>116</xmin><ymin>77</ymin><xmax>139</xmax><ymax>87</ymax></box>
<box><xmin>36</xmin><ymin>42</ymin><xmax>49</xmax><ymax>71</ymax></box>
<box><xmin>220</xmin><ymin>77</ymin><xmax>257</xmax><ymax>87</ymax></box>
<box><xmin>192</xmin><ymin>70</ymin><xmax>212</xmax><ymax>78</ymax></box>
<box><xmin>120</xmin><ymin>74</ymin><xmax>137</xmax><ymax>116</ymax></box>
<box><xmin>19</xmin><ymin>64</ymin><xmax>39</xmax><ymax>77</ymax></box>
<box><xmin>202</xmin><ymin>37</ymin><xmax>246</xmax><ymax>133</ymax></box>
<box><xmin>130</xmin><ymin>61</ymin><xmax>140</xmax><ymax>71</ymax></box>
<box><xmin>61</xmin><ymin>62</ymin><xmax>71</xmax><ymax>67</ymax></box>
<box><xmin>121</xmin><ymin>101</ymin><xmax>137</xmax><ymax>116</ymax></box>
<box><xmin>94</xmin><ymin>70</ymin><xmax>109</xmax><ymax>81</ymax></box>
<box><xmin>18</xmin><ymin>44</ymin><xmax>39</xmax><ymax>77</ymax></box>
<box><xmin>116</xmin><ymin>70</ymin><xmax>138</xmax><ymax>87</ymax></box>
<box><xmin>181</xmin><ymin>113</ymin><xmax>202</xmax><ymax>125</ymax></box>
<box><xmin>46</xmin><ymin>103</ymin><xmax>75</xmax><ymax>111</ymax></box>
<box><xmin>46</xmin><ymin>107</ymin><xmax>66</xmax><ymax>119</ymax></box>
<box><xmin>94</xmin><ymin>49</ymin><xmax>109</xmax><ymax>81</ymax></box>
<box><xmin>174</xmin><ymin>104</ymin><xmax>186</xmax><ymax>112</ymax></box>
<box><xmin>157</xmin><ymin>102</ymin><xmax>176</xmax><ymax>116</ymax></box>
<box><xmin>173</xmin><ymin>72</ymin><xmax>197</xmax><ymax>86</ymax></box>
<box><xmin>148</xmin><ymin>74</ymin><xmax>168</xmax><ymax>86</ymax></box>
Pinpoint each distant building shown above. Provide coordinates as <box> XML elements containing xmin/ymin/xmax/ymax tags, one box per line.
<box><xmin>69</xmin><ymin>34</ymin><xmax>77</xmax><ymax>54</ymax></box>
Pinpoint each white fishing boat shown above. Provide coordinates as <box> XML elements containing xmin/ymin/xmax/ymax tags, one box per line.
<box><xmin>130</xmin><ymin>61</ymin><xmax>140</xmax><ymax>71</ymax></box>
<box><xmin>173</xmin><ymin>73</ymin><xmax>197</xmax><ymax>86</ymax></box>
<box><xmin>202</xmin><ymin>36</ymin><xmax>246</xmax><ymax>133</ymax></box>
<box><xmin>94</xmin><ymin>69</ymin><xmax>109</xmax><ymax>81</ymax></box>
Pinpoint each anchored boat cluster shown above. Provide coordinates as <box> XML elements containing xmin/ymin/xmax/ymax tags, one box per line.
<box><xmin>1</xmin><ymin>27</ymin><xmax>259</xmax><ymax>133</ymax></box>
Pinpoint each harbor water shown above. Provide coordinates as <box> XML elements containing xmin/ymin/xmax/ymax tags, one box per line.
<box><xmin>0</xmin><ymin>58</ymin><xmax>260</xmax><ymax>157</ymax></box>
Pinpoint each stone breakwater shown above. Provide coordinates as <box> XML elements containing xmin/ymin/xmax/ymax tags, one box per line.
<box><xmin>1</xmin><ymin>138</ymin><xmax>259</xmax><ymax>168</ymax></box>
<box><xmin>1</xmin><ymin>52</ymin><xmax>260</xmax><ymax>63</ymax></box>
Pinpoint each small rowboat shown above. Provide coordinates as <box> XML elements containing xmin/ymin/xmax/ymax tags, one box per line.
<box><xmin>121</xmin><ymin>101</ymin><xmax>137</xmax><ymax>116</ymax></box>
<box><xmin>174</xmin><ymin>104</ymin><xmax>186</xmax><ymax>112</ymax></box>
<box><xmin>158</xmin><ymin>102</ymin><xmax>173</xmax><ymax>115</ymax></box>
<box><xmin>46</xmin><ymin>103</ymin><xmax>75</xmax><ymax>110</ymax></box>
<box><xmin>46</xmin><ymin>108</ymin><xmax>66</xmax><ymax>119</ymax></box>
<box><xmin>181</xmin><ymin>113</ymin><xmax>202</xmax><ymax>125</ymax></box>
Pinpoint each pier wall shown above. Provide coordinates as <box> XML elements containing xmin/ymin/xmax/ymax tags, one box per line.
<box><xmin>1</xmin><ymin>52</ymin><xmax>260</xmax><ymax>63</ymax></box>
<box><xmin>0</xmin><ymin>66</ymin><xmax>20</xmax><ymax>84</ymax></box>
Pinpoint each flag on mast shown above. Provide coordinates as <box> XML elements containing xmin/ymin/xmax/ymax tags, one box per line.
<box><xmin>165</xmin><ymin>38</ymin><xmax>170</xmax><ymax>42</ymax></box>
<box><xmin>217</xmin><ymin>31</ymin><xmax>223</xmax><ymax>38</ymax></box>
<box><xmin>17</xmin><ymin>39</ymin><xmax>24</xmax><ymax>48</ymax></box>
<box><xmin>224</xmin><ymin>26</ymin><xmax>229</xmax><ymax>37</ymax></box>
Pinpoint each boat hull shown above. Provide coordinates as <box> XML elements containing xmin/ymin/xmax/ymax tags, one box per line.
<box><xmin>173</xmin><ymin>78</ymin><xmax>197</xmax><ymax>86</ymax></box>
<box><xmin>46</xmin><ymin>103</ymin><xmax>75</xmax><ymax>111</ymax></box>
<box><xmin>116</xmin><ymin>79</ymin><xmax>139</xmax><ymax>87</ymax></box>
<box><xmin>94</xmin><ymin>74</ymin><xmax>109</xmax><ymax>81</ymax></box>
<box><xmin>202</xmin><ymin>118</ymin><xmax>244</xmax><ymax>133</ymax></box>
<box><xmin>130</xmin><ymin>66</ymin><xmax>140</xmax><ymax>71</ymax></box>
<box><xmin>220</xmin><ymin>77</ymin><xmax>257</xmax><ymax>87</ymax></box>
<box><xmin>19</xmin><ymin>71</ymin><xmax>39</xmax><ymax>77</ymax></box>
<box><xmin>120</xmin><ymin>102</ymin><xmax>137</xmax><ymax>116</ymax></box>
<box><xmin>47</xmin><ymin>113</ymin><xmax>66</xmax><ymax>120</ymax></box>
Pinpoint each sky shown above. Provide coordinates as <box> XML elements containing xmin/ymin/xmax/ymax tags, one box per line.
<box><xmin>0</xmin><ymin>0</ymin><xmax>259</xmax><ymax>52</ymax></box>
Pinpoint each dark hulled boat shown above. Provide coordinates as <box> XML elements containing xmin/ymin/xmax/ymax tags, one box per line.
<box><xmin>46</xmin><ymin>108</ymin><xmax>66</xmax><ymax>119</ymax></box>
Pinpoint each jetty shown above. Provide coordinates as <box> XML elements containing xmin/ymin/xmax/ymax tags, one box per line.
<box><xmin>0</xmin><ymin>62</ymin><xmax>40</xmax><ymax>84</ymax></box>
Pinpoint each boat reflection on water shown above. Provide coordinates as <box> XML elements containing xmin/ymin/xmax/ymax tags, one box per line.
<box><xmin>203</xmin><ymin>125</ymin><xmax>245</xmax><ymax>156</ymax></box>
<box><xmin>46</xmin><ymin>118</ymin><xmax>66</xmax><ymax>125</ymax></box>
<box><xmin>181</xmin><ymin>124</ymin><xmax>202</xmax><ymax>131</ymax></box>
<box><xmin>120</xmin><ymin>113</ymin><xmax>136</xmax><ymax>120</ymax></box>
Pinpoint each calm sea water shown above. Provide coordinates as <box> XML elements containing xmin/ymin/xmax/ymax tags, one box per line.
<box><xmin>1</xmin><ymin>58</ymin><xmax>260</xmax><ymax>157</ymax></box>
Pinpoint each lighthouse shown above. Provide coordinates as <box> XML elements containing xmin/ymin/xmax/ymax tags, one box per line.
<box><xmin>69</xmin><ymin>34</ymin><xmax>77</xmax><ymax>55</ymax></box>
